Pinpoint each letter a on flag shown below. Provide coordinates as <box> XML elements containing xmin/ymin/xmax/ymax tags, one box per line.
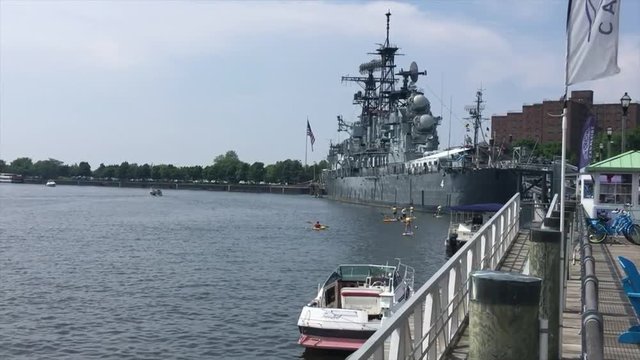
<box><xmin>566</xmin><ymin>0</ymin><xmax>621</xmax><ymax>85</ymax></box>
<box><xmin>307</xmin><ymin>120</ymin><xmax>315</xmax><ymax>151</ymax></box>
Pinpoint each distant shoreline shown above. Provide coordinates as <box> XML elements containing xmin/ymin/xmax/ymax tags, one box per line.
<box><xmin>18</xmin><ymin>179</ymin><xmax>319</xmax><ymax>195</ymax></box>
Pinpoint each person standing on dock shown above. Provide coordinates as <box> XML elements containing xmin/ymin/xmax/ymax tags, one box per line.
<box><xmin>392</xmin><ymin>206</ymin><xmax>397</xmax><ymax>219</ymax></box>
<box><xmin>400</xmin><ymin>207</ymin><xmax>407</xmax><ymax>220</ymax></box>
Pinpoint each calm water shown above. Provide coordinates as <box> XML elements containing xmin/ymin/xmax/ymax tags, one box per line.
<box><xmin>0</xmin><ymin>184</ymin><xmax>449</xmax><ymax>359</ymax></box>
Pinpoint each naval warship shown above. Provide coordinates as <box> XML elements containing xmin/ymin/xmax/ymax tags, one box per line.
<box><xmin>321</xmin><ymin>12</ymin><xmax>519</xmax><ymax>210</ymax></box>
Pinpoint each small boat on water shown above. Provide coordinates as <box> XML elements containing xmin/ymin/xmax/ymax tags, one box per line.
<box><xmin>45</xmin><ymin>180</ymin><xmax>56</xmax><ymax>187</ymax></box>
<box><xmin>297</xmin><ymin>260</ymin><xmax>415</xmax><ymax>351</ymax></box>
<box><xmin>150</xmin><ymin>188</ymin><xmax>163</xmax><ymax>196</ymax></box>
<box><xmin>445</xmin><ymin>203</ymin><xmax>502</xmax><ymax>256</ymax></box>
<box><xmin>312</xmin><ymin>225</ymin><xmax>328</xmax><ymax>231</ymax></box>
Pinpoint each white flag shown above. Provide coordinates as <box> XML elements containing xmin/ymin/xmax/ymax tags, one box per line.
<box><xmin>566</xmin><ymin>0</ymin><xmax>621</xmax><ymax>86</ymax></box>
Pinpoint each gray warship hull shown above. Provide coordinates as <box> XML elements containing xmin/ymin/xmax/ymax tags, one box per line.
<box><xmin>324</xmin><ymin>168</ymin><xmax>519</xmax><ymax>209</ymax></box>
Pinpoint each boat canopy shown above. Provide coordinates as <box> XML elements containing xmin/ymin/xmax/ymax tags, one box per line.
<box><xmin>448</xmin><ymin>203</ymin><xmax>504</xmax><ymax>213</ymax></box>
<box><xmin>336</xmin><ymin>265</ymin><xmax>395</xmax><ymax>282</ymax></box>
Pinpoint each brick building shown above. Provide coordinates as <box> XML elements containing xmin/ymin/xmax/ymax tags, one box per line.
<box><xmin>491</xmin><ymin>90</ymin><xmax>639</xmax><ymax>161</ymax></box>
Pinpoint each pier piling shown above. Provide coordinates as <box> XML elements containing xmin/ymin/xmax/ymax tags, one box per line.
<box><xmin>529</xmin><ymin>227</ymin><xmax>562</xmax><ymax>360</ymax></box>
<box><xmin>469</xmin><ymin>270</ymin><xmax>542</xmax><ymax>360</ymax></box>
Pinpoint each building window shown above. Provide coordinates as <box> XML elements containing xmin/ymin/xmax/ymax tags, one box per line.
<box><xmin>598</xmin><ymin>174</ymin><xmax>632</xmax><ymax>204</ymax></box>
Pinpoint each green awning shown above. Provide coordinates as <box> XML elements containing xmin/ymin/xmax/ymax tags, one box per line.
<box><xmin>586</xmin><ymin>150</ymin><xmax>640</xmax><ymax>173</ymax></box>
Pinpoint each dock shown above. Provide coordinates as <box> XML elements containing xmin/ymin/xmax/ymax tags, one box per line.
<box><xmin>348</xmin><ymin>193</ymin><xmax>640</xmax><ymax>360</ymax></box>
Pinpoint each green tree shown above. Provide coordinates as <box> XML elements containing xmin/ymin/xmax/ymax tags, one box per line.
<box><xmin>248</xmin><ymin>162</ymin><xmax>265</xmax><ymax>183</ymax></box>
<box><xmin>538</xmin><ymin>142</ymin><xmax>562</xmax><ymax>159</ymax></box>
<box><xmin>212</xmin><ymin>150</ymin><xmax>244</xmax><ymax>183</ymax></box>
<box><xmin>118</xmin><ymin>162</ymin><xmax>130</xmax><ymax>180</ymax></box>
<box><xmin>0</xmin><ymin>159</ymin><xmax>6</xmax><ymax>172</ymax></box>
<box><xmin>78</xmin><ymin>162</ymin><xmax>92</xmax><ymax>177</ymax></box>
<box><xmin>33</xmin><ymin>158</ymin><xmax>64</xmax><ymax>179</ymax></box>
<box><xmin>264</xmin><ymin>164</ymin><xmax>278</xmax><ymax>184</ymax></box>
<box><xmin>10</xmin><ymin>157</ymin><xmax>34</xmax><ymax>176</ymax></box>
<box><xmin>94</xmin><ymin>163</ymin><xmax>106</xmax><ymax>178</ymax></box>
<box><xmin>181</xmin><ymin>165</ymin><xmax>202</xmax><ymax>181</ymax></box>
<box><xmin>139</xmin><ymin>164</ymin><xmax>151</xmax><ymax>179</ymax></box>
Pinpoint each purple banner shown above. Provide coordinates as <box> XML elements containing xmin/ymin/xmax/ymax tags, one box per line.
<box><xmin>579</xmin><ymin>115</ymin><xmax>596</xmax><ymax>169</ymax></box>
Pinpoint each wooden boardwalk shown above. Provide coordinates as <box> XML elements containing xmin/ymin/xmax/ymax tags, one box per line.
<box><xmin>563</xmin><ymin>237</ymin><xmax>640</xmax><ymax>360</ymax></box>
<box><xmin>442</xmin><ymin>230</ymin><xmax>640</xmax><ymax>360</ymax></box>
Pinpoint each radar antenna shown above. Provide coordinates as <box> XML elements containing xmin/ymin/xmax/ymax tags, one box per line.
<box><xmin>396</xmin><ymin>61</ymin><xmax>426</xmax><ymax>89</ymax></box>
<box><xmin>464</xmin><ymin>89</ymin><xmax>488</xmax><ymax>168</ymax></box>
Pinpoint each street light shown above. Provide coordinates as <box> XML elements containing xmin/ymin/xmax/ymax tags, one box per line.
<box><xmin>598</xmin><ymin>142</ymin><xmax>604</xmax><ymax>161</ymax></box>
<box><xmin>606</xmin><ymin>127</ymin><xmax>612</xmax><ymax>158</ymax></box>
<box><xmin>620</xmin><ymin>92</ymin><xmax>631</xmax><ymax>153</ymax></box>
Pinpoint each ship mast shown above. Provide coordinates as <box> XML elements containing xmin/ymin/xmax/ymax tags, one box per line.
<box><xmin>465</xmin><ymin>90</ymin><xmax>486</xmax><ymax>168</ymax></box>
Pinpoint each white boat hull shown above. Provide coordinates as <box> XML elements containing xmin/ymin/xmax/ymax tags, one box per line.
<box><xmin>297</xmin><ymin>307</ymin><xmax>378</xmax><ymax>350</ymax></box>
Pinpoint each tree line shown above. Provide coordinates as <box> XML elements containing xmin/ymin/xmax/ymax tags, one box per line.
<box><xmin>0</xmin><ymin>150</ymin><xmax>329</xmax><ymax>185</ymax></box>
<box><xmin>510</xmin><ymin>125</ymin><xmax>640</xmax><ymax>165</ymax></box>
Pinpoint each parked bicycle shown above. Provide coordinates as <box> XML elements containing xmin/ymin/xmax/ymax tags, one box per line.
<box><xmin>586</xmin><ymin>204</ymin><xmax>640</xmax><ymax>245</ymax></box>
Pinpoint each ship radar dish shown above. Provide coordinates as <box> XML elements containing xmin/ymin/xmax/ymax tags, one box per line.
<box><xmin>409</xmin><ymin>62</ymin><xmax>422</xmax><ymax>83</ymax></box>
<box><xmin>398</xmin><ymin>62</ymin><xmax>427</xmax><ymax>83</ymax></box>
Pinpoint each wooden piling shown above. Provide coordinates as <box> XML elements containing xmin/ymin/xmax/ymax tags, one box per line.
<box><xmin>529</xmin><ymin>228</ymin><xmax>562</xmax><ymax>360</ymax></box>
<box><xmin>469</xmin><ymin>270</ymin><xmax>542</xmax><ymax>360</ymax></box>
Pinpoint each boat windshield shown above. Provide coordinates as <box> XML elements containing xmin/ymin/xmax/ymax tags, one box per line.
<box><xmin>337</xmin><ymin>265</ymin><xmax>395</xmax><ymax>282</ymax></box>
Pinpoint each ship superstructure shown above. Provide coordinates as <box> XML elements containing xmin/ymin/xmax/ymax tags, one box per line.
<box><xmin>328</xmin><ymin>12</ymin><xmax>441</xmax><ymax>174</ymax></box>
<box><xmin>323</xmin><ymin>12</ymin><xmax>521</xmax><ymax>209</ymax></box>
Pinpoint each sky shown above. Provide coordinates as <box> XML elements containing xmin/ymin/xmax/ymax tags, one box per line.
<box><xmin>1</xmin><ymin>0</ymin><xmax>639</xmax><ymax>169</ymax></box>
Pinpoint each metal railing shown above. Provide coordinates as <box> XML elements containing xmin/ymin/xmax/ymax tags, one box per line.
<box><xmin>348</xmin><ymin>193</ymin><xmax>521</xmax><ymax>360</ymax></box>
<box><xmin>578</xmin><ymin>206</ymin><xmax>604</xmax><ymax>360</ymax></box>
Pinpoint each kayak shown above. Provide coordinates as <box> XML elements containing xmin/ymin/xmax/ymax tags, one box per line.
<box><xmin>402</xmin><ymin>231</ymin><xmax>414</xmax><ymax>236</ymax></box>
<box><xmin>312</xmin><ymin>225</ymin><xmax>328</xmax><ymax>230</ymax></box>
<box><xmin>383</xmin><ymin>218</ymin><xmax>398</xmax><ymax>223</ymax></box>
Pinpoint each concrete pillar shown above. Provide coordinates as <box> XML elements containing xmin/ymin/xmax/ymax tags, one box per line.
<box><xmin>469</xmin><ymin>270</ymin><xmax>542</xmax><ymax>360</ymax></box>
<box><xmin>529</xmin><ymin>228</ymin><xmax>562</xmax><ymax>360</ymax></box>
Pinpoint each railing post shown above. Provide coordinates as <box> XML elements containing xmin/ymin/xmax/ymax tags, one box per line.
<box><xmin>529</xmin><ymin>228</ymin><xmax>562</xmax><ymax>360</ymax></box>
<box><xmin>469</xmin><ymin>270</ymin><xmax>542</xmax><ymax>360</ymax></box>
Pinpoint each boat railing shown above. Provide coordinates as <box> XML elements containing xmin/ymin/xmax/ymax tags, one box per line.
<box><xmin>348</xmin><ymin>192</ymin><xmax>521</xmax><ymax>360</ymax></box>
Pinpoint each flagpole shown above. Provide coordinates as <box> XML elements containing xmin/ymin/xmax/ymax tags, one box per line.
<box><xmin>305</xmin><ymin>118</ymin><xmax>308</xmax><ymax>167</ymax></box>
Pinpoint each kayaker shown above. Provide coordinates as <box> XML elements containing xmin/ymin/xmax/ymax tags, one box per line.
<box><xmin>404</xmin><ymin>217</ymin><xmax>412</xmax><ymax>234</ymax></box>
<box><xmin>434</xmin><ymin>205</ymin><xmax>443</xmax><ymax>217</ymax></box>
<box><xmin>314</xmin><ymin>221</ymin><xmax>322</xmax><ymax>229</ymax></box>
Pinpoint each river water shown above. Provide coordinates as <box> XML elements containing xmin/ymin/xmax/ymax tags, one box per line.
<box><xmin>0</xmin><ymin>184</ymin><xmax>450</xmax><ymax>359</ymax></box>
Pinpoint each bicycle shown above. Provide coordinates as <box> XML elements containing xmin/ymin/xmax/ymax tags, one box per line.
<box><xmin>586</xmin><ymin>204</ymin><xmax>640</xmax><ymax>245</ymax></box>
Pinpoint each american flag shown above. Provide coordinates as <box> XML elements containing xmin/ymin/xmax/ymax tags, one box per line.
<box><xmin>307</xmin><ymin>120</ymin><xmax>315</xmax><ymax>151</ymax></box>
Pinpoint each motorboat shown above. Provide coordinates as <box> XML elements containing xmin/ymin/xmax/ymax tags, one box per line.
<box><xmin>150</xmin><ymin>188</ymin><xmax>163</xmax><ymax>196</ymax></box>
<box><xmin>297</xmin><ymin>260</ymin><xmax>415</xmax><ymax>351</ymax></box>
<box><xmin>445</xmin><ymin>203</ymin><xmax>502</xmax><ymax>256</ymax></box>
<box><xmin>45</xmin><ymin>180</ymin><xmax>56</xmax><ymax>187</ymax></box>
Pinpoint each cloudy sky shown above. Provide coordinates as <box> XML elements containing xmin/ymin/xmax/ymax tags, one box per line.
<box><xmin>1</xmin><ymin>0</ymin><xmax>639</xmax><ymax>168</ymax></box>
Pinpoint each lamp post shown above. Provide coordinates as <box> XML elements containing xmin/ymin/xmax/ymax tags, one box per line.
<box><xmin>620</xmin><ymin>92</ymin><xmax>631</xmax><ymax>153</ymax></box>
<box><xmin>598</xmin><ymin>143</ymin><xmax>604</xmax><ymax>161</ymax></box>
<box><xmin>606</xmin><ymin>127</ymin><xmax>612</xmax><ymax>158</ymax></box>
